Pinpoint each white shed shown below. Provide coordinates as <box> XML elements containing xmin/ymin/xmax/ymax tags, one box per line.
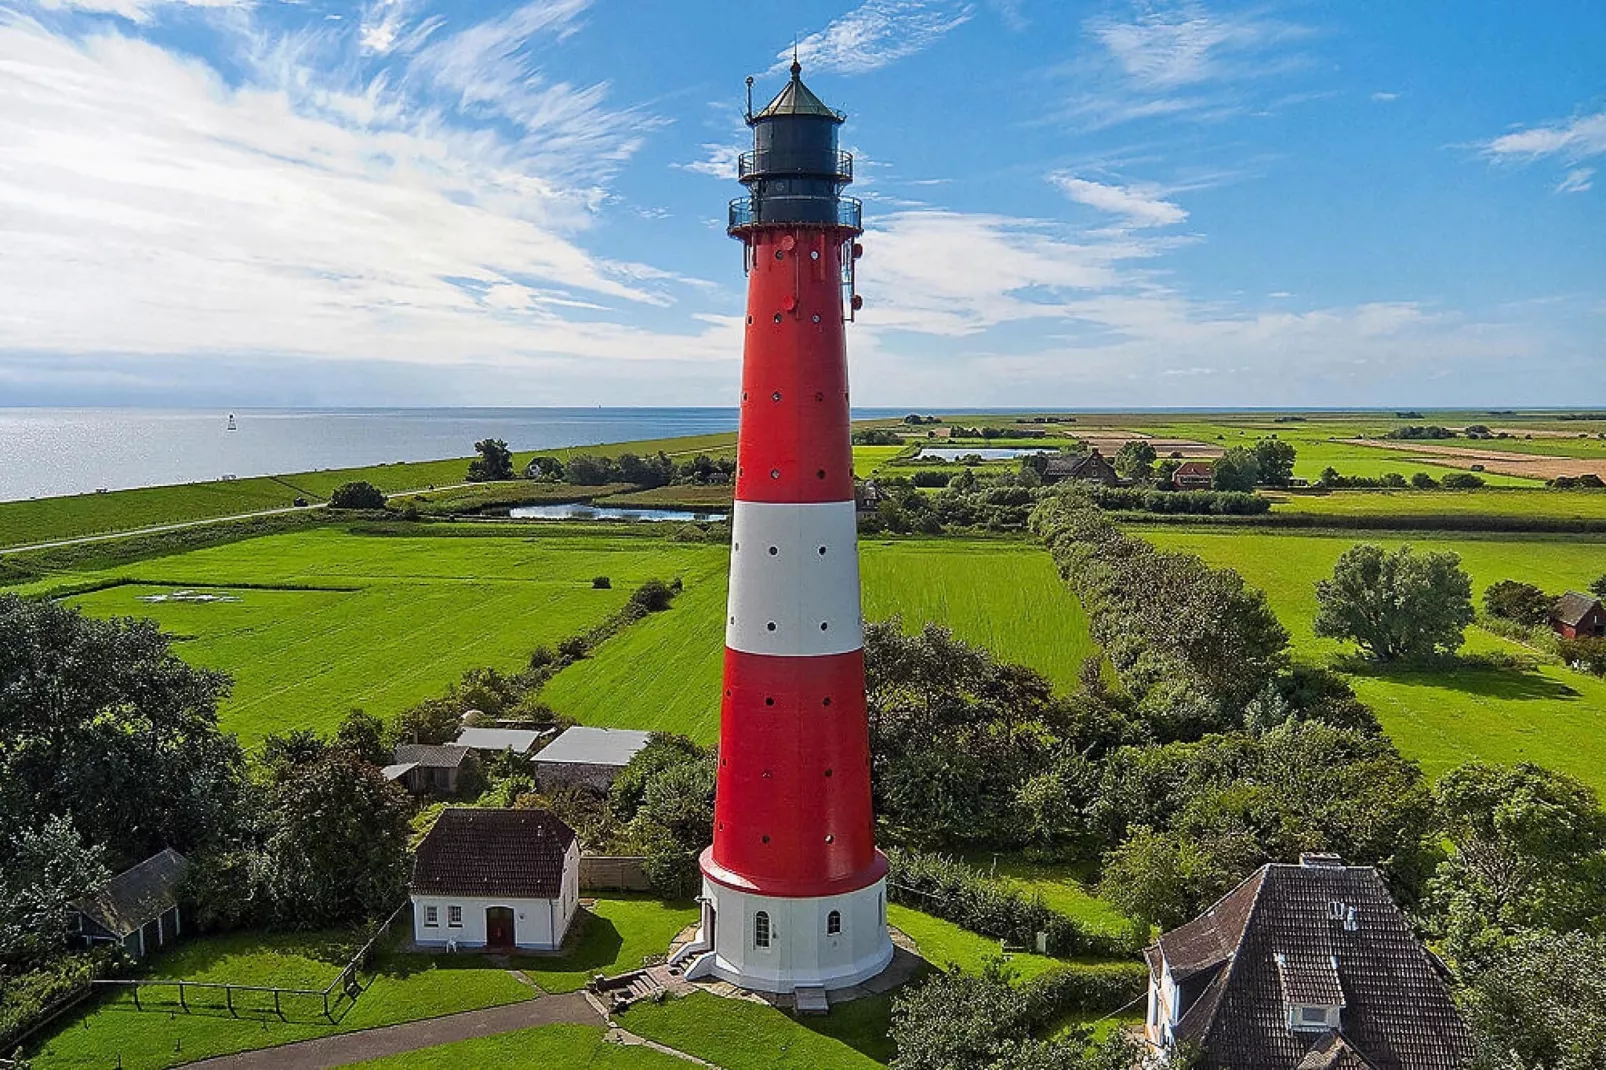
<box><xmin>410</xmin><ymin>809</ymin><xmax>580</xmax><ymax>952</ymax></box>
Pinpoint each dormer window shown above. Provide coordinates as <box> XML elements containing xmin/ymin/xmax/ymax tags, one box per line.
<box><xmin>1291</xmin><ymin>1003</ymin><xmax>1342</xmax><ymax>1032</ymax></box>
<box><xmin>1275</xmin><ymin>951</ymin><xmax>1345</xmax><ymax>1034</ymax></box>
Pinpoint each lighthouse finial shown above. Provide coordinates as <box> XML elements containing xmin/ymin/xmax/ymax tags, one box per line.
<box><xmin>791</xmin><ymin>39</ymin><xmax>801</xmax><ymax>78</ymax></box>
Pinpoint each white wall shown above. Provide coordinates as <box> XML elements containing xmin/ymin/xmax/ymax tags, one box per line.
<box><xmin>698</xmin><ymin>874</ymin><xmax>893</xmax><ymax>993</ymax></box>
<box><xmin>412</xmin><ymin>841</ymin><xmax>580</xmax><ymax>952</ymax></box>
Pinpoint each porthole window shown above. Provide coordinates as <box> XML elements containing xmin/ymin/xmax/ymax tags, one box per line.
<box><xmin>827</xmin><ymin>910</ymin><xmax>841</xmax><ymax>935</ymax></box>
<box><xmin>771</xmin><ymin>391</ymin><xmax>782</xmax><ymax>402</ymax></box>
<box><xmin>820</xmin><ymin>622</ymin><xmax>829</xmax><ymax>631</ymax></box>
<box><xmin>774</xmin><ymin>249</ymin><xmax>784</xmax><ymax>261</ymax></box>
<box><xmin>768</xmin><ymin>545</ymin><xmax>779</xmax><ymax>555</ymax></box>
<box><xmin>825</xmin><ymin>834</ymin><xmax>835</xmax><ymax>844</ymax></box>
<box><xmin>811</xmin><ymin>250</ymin><xmax>820</xmax><ymax>261</ymax></box>
<box><xmin>815</xmin><ymin>391</ymin><xmax>824</xmax><ymax>401</ymax></box>
<box><xmin>755</xmin><ymin>911</ymin><xmax>771</xmax><ymax>948</ymax></box>
<box><xmin>822</xmin><ymin>697</ymin><xmax>832</xmax><ymax>707</ymax></box>
<box><xmin>761</xmin><ymin>834</ymin><xmax>771</xmax><ymax>844</ymax></box>
<box><xmin>765</xmin><ymin>696</ymin><xmax>776</xmax><ymax>706</ymax></box>
<box><xmin>817</xmin><ymin>469</ymin><xmax>826</xmax><ymax>479</ymax></box>
<box><xmin>746</xmin><ymin>315</ymin><xmax>753</xmax><ymax>324</ymax></box>
<box><xmin>766</xmin><ymin>621</ymin><xmax>777</xmax><ymax>632</ymax></box>
<box><xmin>770</xmin><ymin>468</ymin><xmax>780</xmax><ymax>479</ymax></box>
<box><xmin>818</xmin><ymin>546</ymin><xmax>827</xmax><ymax>555</ymax></box>
<box><xmin>812</xmin><ymin>314</ymin><xmax>821</xmax><ymax>323</ymax></box>
<box><xmin>824</xmin><ymin>768</ymin><xmax>833</xmax><ymax>777</ymax></box>
<box><xmin>773</xmin><ymin>312</ymin><xmax>783</xmax><ymax>323</ymax></box>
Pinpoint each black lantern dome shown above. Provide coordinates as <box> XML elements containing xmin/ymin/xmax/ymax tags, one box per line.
<box><xmin>729</xmin><ymin>61</ymin><xmax>861</xmax><ymax>236</ymax></box>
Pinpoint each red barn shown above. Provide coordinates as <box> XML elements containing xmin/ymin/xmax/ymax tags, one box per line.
<box><xmin>1553</xmin><ymin>591</ymin><xmax>1606</xmax><ymax>639</ymax></box>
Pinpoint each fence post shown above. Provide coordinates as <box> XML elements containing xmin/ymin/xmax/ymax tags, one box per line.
<box><xmin>322</xmin><ymin>990</ymin><xmax>330</xmax><ymax>1022</ymax></box>
<box><xmin>226</xmin><ymin>985</ymin><xmax>234</xmax><ymax>1017</ymax></box>
<box><xmin>274</xmin><ymin>990</ymin><xmax>282</xmax><ymax>1020</ymax></box>
<box><xmin>178</xmin><ymin>982</ymin><xmax>187</xmax><ymax>1013</ymax></box>
<box><xmin>133</xmin><ymin>985</ymin><xmax>142</xmax><ymax>1011</ymax></box>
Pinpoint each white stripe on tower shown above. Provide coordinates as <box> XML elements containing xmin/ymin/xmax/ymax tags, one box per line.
<box><xmin>726</xmin><ymin>500</ymin><xmax>862</xmax><ymax>658</ymax></box>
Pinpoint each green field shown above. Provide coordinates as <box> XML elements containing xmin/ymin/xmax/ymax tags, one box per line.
<box><xmin>1269</xmin><ymin>489</ymin><xmax>1606</xmax><ymax>522</ymax></box>
<box><xmin>624</xmin><ymin>990</ymin><xmax>892</xmax><ymax>1069</ymax></box>
<box><xmin>20</xmin><ymin>527</ymin><xmax>727</xmax><ymax>746</ymax></box>
<box><xmin>541</xmin><ymin>539</ymin><xmax>1099</xmax><ymax>744</ymax></box>
<box><xmin>1140</xmin><ymin>527</ymin><xmax>1606</xmax><ymax>790</ymax></box>
<box><xmin>511</xmin><ymin>896</ymin><xmax>698</xmax><ymax>993</ymax></box>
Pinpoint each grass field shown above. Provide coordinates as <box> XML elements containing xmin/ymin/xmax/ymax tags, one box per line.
<box><xmin>541</xmin><ymin>538</ymin><xmax>1098</xmax><ymax>744</ymax></box>
<box><xmin>888</xmin><ymin>905</ymin><xmax>1063</xmax><ymax>981</ymax></box>
<box><xmin>852</xmin><ymin>444</ymin><xmax>909</xmax><ymax>477</ymax></box>
<box><xmin>971</xmin><ymin>858</ymin><xmax>1134</xmax><ymax>937</ymax></box>
<box><xmin>593</xmin><ymin>484</ymin><xmax>735</xmax><ymax>509</ymax></box>
<box><xmin>347</xmin><ymin>1025</ymin><xmax>691</xmax><ymax>1069</ymax></box>
<box><xmin>624</xmin><ymin>990</ymin><xmax>893</xmax><ymax>1069</ymax></box>
<box><xmin>1140</xmin><ymin>527</ymin><xmax>1606</xmax><ymax>791</ymax></box>
<box><xmin>18</xmin><ymin>527</ymin><xmax>727</xmax><ymax>746</ymax></box>
<box><xmin>1269</xmin><ymin>489</ymin><xmax>1606</xmax><ymax>522</ymax></box>
<box><xmin>30</xmin><ymin>896</ymin><xmax>697</xmax><ymax>1070</ymax></box>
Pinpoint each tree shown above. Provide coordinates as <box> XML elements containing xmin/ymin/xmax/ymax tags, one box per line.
<box><xmin>1442</xmin><ymin>472</ymin><xmax>1486</xmax><ymax>489</ymax></box>
<box><xmin>1590</xmin><ymin>573</ymin><xmax>1606</xmax><ymax>600</ymax></box>
<box><xmin>0</xmin><ymin>815</ymin><xmax>109</xmax><ymax>967</ymax></box>
<box><xmin>526</xmin><ymin>455</ymin><xmax>564</xmax><ymax>481</ymax></box>
<box><xmin>629</xmin><ymin>578</ymin><xmax>678</xmax><ymax>614</ymax></box>
<box><xmin>1113</xmin><ymin>440</ymin><xmax>1158</xmax><ymax>481</ymax></box>
<box><xmin>265</xmin><ymin>750</ymin><xmax>412</xmax><ymax>927</ymax></box>
<box><xmin>466</xmin><ymin>438</ymin><xmax>515</xmax><ymax>482</ymax></box>
<box><xmin>1482</xmin><ymin>580</ymin><xmax>1554</xmax><ymax>627</ymax></box>
<box><xmin>1251</xmin><ymin>439</ymin><xmax>1297</xmax><ymax>487</ymax></box>
<box><xmin>1429</xmin><ymin>762</ymin><xmax>1606</xmax><ymax>939</ymax></box>
<box><xmin>329</xmin><ymin>481</ymin><xmax>386</xmax><ymax>509</ymax></box>
<box><xmin>1313</xmin><ymin>543</ymin><xmax>1474</xmax><ymax>660</ymax></box>
<box><xmin>387</xmin><ymin>696</ymin><xmax>463</xmax><ymax>747</ymax></box>
<box><xmin>563</xmin><ymin>454</ymin><xmax>620</xmax><ymax>485</ymax></box>
<box><xmin>0</xmin><ymin>595</ymin><xmax>243</xmax><ymax>872</ymax></box>
<box><xmin>1411</xmin><ymin>471</ymin><xmax>1439</xmax><ymax>489</ymax></box>
<box><xmin>1211</xmin><ymin>447</ymin><xmax>1259</xmax><ymax>492</ymax></box>
<box><xmin>627</xmin><ymin>752</ymin><xmax>715</xmax><ymax>898</ymax></box>
<box><xmin>259</xmin><ymin>728</ymin><xmax>328</xmax><ymax>781</ymax></box>
<box><xmin>334</xmin><ymin>708</ymin><xmax>389</xmax><ymax>766</ymax></box>
<box><xmin>1457</xmin><ymin>929</ymin><xmax>1606</xmax><ymax>1070</ymax></box>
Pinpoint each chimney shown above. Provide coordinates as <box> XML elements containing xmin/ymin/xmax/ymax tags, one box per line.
<box><xmin>1300</xmin><ymin>852</ymin><xmax>1343</xmax><ymax>867</ymax></box>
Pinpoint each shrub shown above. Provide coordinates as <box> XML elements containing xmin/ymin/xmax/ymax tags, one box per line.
<box><xmin>1483</xmin><ymin>580</ymin><xmax>1554</xmax><ymax>627</ymax></box>
<box><xmin>0</xmin><ymin>948</ymin><xmax>124</xmax><ymax>1052</ymax></box>
<box><xmin>592</xmin><ymin>575</ymin><xmax>611</xmax><ymax>589</ymax></box>
<box><xmin>1022</xmin><ymin>962</ymin><xmax>1149</xmax><ymax>1023</ymax></box>
<box><xmin>910</xmin><ymin>470</ymin><xmax>952</xmax><ymax>487</ymax></box>
<box><xmin>1410</xmin><ymin>472</ymin><xmax>1439</xmax><ymax>489</ymax></box>
<box><xmin>1558</xmin><ymin>637</ymin><xmax>1606</xmax><ymax>677</ymax></box>
<box><xmin>1441</xmin><ymin>472</ymin><xmax>1486</xmax><ymax>489</ymax></box>
<box><xmin>329</xmin><ymin>481</ymin><xmax>386</xmax><ymax>510</ymax></box>
<box><xmin>628</xmin><ymin>578</ymin><xmax>676</xmax><ymax>613</ymax></box>
<box><xmin>1087</xmin><ymin>486</ymin><xmax>1268</xmax><ymax>516</ymax></box>
<box><xmin>851</xmin><ymin>428</ymin><xmax>903</xmax><ymax>445</ymax></box>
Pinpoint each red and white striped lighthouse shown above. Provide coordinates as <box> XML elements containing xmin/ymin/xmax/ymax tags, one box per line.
<box><xmin>674</xmin><ymin>60</ymin><xmax>892</xmax><ymax>995</ymax></box>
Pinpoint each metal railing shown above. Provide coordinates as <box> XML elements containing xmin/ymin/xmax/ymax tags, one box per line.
<box><xmin>737</xmin><ymin>150</ymin><xmax>852</xmax><ymax>182</ymax></box>
<box><xmin>728</xmin><ymin>196</ymin><xmax>862</xmax><ymax>233</ymax></box>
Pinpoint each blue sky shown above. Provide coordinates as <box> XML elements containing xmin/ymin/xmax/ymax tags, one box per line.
<box><xmin>0</xmin><ymin>0</ymin><xmax>1601</xmax><ymax>407</ymax></box>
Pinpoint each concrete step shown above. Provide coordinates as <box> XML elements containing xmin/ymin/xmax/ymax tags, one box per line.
<box><xmin>794</xmin><ymin>985</ymin><xmax>829</xmax><ymax>1015</ymax></box>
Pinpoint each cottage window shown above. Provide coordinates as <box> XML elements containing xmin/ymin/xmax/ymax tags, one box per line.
<box><xmin>754</xmin><ymin>911</ymin><xmax>771</xmax><ymax>949</ymax></box>
<box><xmin>827</xmin><ymin>910</ymin><xmax>842</xmax><ymax>936</ymax></box>
<box><xmin>448</xmin><ymin>905</ymin><xmax>463</xmax><ymax>928</ymax></box>
<box><xmin>424</xmin><ymin>906</ymin><xmax>438</xmax><ymax>927</ymax></box>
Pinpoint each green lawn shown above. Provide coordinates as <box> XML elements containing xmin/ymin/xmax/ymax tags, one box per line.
<box><xmin>852</xmin><ymin>444</ymin><xmax>911</xmax><ymax>477</ymax></box>
<box><xmin>1269</xmin><ymin>488</ymin><xmax>1606</xmax><ymax>522</ymax></box>
<box><xmin>541</xmin><ymin>538</ymin><xmax>1097</xmax><ymax>744</ymax></box>
<box><xmin>624</xmin><ymin>990</ymin><xmax>893</xmax><ymax>1069</ymax></box>
<box><xmin>887</xmin><ymin>905</ymin><xmax>1064</xmax><ymax>981</ymax></box>
<box><xmin>23</xmin><ymin>527</ymin><xmax>726</xmax><ymax>746</ymax></box>
<box><xmin>347</xmin><ymin>1024</ymin><xmax>690</xmax><ymax>1069</ymax></box>
<box><xmin>30</xmin><ymin>933</ymin><xmax>534</xmax><ymax>1070</ymax></box>
<box><xmin>512</xmin><ymin>896</ymin><xmax>699</xmax><ymax>993</ymax></box>
<box><xmin>1141</xmin><ymin>527</ymin><xmax>1606</xmax><ymax>791</ymax></box>
<box><xmin>969</xmin><ymin>858</ymin><xmax>1134</xmax><ymax>937</ymax></box>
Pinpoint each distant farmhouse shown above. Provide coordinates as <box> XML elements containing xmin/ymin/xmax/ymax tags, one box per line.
<box><xmin>1172</xmin><ymin>460</ymin><xmax>1215</xmax><ymax>491</ymax></box>
<box><xmin>385</xmin><ymin>743</ymin><xmax>474</xmax><ymax>796</ymax></box>
<box><xmin>72</xmin><ymin>848</ymin><xmax>187</xmax><ymax>960</ymax></box>
<box><xmin>531</xmin><ymin>726</ymin><xmax>652</xmax><ymax>792</ymax></box>
<box><xmin>453</xmin><ymin>726</ymin><xmax>545</xmax><ymax>757</ymax></box>
<box><xmin>411</xmin><ymin>809</ymin><xmax>580</xmax><ymax>952</ymax></box>
<box><xmin>1145</xmin><ymin>854</ymin><xmax>1473</xmax><ymax>1068</ymax></box>
<box><xmin>1042</xmin><ymin>449</ymin><xmax>1119</xmax><ymax>486</ymax></box>
<box><xmin>1552</xmin><ymin>591</ymin><xmax>1606</xmax><ymax>639</ymax></box>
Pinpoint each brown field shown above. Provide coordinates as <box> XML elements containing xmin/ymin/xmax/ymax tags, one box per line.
<box><xmin>1346</xmin><ymin>438</ymin><xmax>1605</xmax><ymax>479</ymax></box>
<box><xmin>1079</xmin><ymin>432</ymin><xmax>1223</xmax><ymax>458</ymax></box>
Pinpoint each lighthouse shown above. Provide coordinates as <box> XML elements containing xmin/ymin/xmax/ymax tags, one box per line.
<box><xmin>675</xmin><ymin>60</ymin><xmax>893</xmax><ymax>996</ymax></box>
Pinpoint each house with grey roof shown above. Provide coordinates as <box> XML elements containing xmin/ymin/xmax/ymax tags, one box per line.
<box><xmin>410</xmin><ymin>808</ymin><xmax>580</xmax><ymax>952</ymax></box>
<box><xmin>72</xmin><ymin>848</ymin><xmax>187</xmax><ymax>960</ymax></box>
<box><xmin>530</xmin><ymin>726</ymin><xmax>652</xmax><ymax>792</ymax></box>
<box><xmin>1043</xmin><ymin>449</ymin><xmax>1120</xmax><ymax>486</ymax></box>
<box><xmin>385</xmin><ymin>743</ymin><xmax>474</xmax><ymax>796</ymax></box>
<box><xmin>1145</xmin><ymin>854</ymin><xmax>1473</xmax><ymax>1069</ymax></box>
<box><xmin>1552</xmin><ymin>591</ymin><xmax>1606</xmax><ymax>639</ymax></box>
<box><xmin>452</xmin><ymin>726</ymin><xmax>546</xmax><ymax>757</ymax></box>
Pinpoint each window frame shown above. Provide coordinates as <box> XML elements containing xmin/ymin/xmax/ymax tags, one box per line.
<box><xmin>448</xmin><ymin>904</ymin><xmax>463</xmax><ymax>928</ymax></box>
<box><xmin>826</xmin><ymin>910</ymin><xmax>842</xmax><ymax>936</ymax></box>
<box><xmin>424</xmin><ymin>905</ymin><xmax>439</xmax><ymax>927</ymax></box>
<box><xmin>754</xmin><ymin>910</ymin><xmax>771</xmax><ymax>949</ymax></box>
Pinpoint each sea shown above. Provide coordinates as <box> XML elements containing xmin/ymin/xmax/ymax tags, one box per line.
<box><xmin>0</xmin><ymin>407</ymin><xmax>919</xmax><ymax>502</ymax></box>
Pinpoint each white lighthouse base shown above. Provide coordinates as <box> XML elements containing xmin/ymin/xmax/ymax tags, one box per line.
<box><xmin>680</xmin><ymin>876</ymin><xmax>893</xmax><ymax>994</ymax></box>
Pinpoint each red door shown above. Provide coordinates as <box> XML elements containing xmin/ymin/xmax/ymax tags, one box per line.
<box><xmin>486</xmin><ymin>907</ymin><xmax>514</xmax><ymax>948</ymax></box>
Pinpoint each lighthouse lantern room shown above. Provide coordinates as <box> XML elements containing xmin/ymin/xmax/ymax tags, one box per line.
<box><xmin>670</xmin><ymin>60</ymin><xmax>892</xmax><ymax>995</ymax></box>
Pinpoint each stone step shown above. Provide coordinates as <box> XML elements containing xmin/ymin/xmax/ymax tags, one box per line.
<box><xmin>794</xmin><ymin>985</ymin><xmax>829</xmax><ymax>1015</ymax></box>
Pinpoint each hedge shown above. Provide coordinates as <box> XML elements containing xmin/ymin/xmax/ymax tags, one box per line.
<box><xmin>1022</xmin><ymin>961</ymin><xmax>1149</xmax><ymax>1024</ymax></box>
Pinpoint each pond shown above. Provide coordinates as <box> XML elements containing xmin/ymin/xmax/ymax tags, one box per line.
<box><xmin>917</xmin><ymin>447</ymin><xmax>1059</xmax><ymax>461</ymax></box>
<box><xmin>508</xmin><ymin>503</ymin><xmax>728</xmax><ymax>522</ymax></box>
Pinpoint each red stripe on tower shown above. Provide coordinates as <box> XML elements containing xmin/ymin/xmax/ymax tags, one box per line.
<box><xmin>672</xmin><ymin>59</ymin><xmax>892</xmax><ymax>995</ymax></box>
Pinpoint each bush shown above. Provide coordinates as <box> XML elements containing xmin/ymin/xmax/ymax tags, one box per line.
<box><xmin>0</xmin><ymin>948</ymin><xmax>124</xmax><ymax>1052</ymax></box>
<box><xmin>1022</xmin><ymin>962</ymin><xmax>1149</xmax><ymax>1023</ymax></box>
<box><xmin>1483</xmin><ymin>580</ymin><xmax>1554</xmax><ymax>627</ymax></box>
<box><xmin>329</xmin><ymin>481</ymin><xmax>386</xmax><ymax>510</ymax></box>
<box><xmin>885</xmin><ymin>848</ymin><xmax>1141</xmax><ymax>959</ymax></box>
<box><xmin>852</xmin><ymin>428</ymin><xmax>903</xmax><ymax>445</ymax></box>
<box><xmin>1088</xmin><ymin>486</ymin><xmax>1268</xmax><ymax>516</ymax></box>
<box><xmin>1558</xmin><ymin>637</ymin><xmax>1606</xmax><ymax>677</ymax></box>
<box><xmin>1441</xmin><ymin>472</ymin><xmax>1486</xmax><ymax>489</ymax></box>
<box><xmin>910</xmin><ymin>470</ymin><xmax>952</xmax><ymax>487</ymax></box>
<box><xmin>628</xmin><ymin>579</ymin><xmax>676</xmax><ymax>613</ymax></box>
<box><xmin>592</xmin><ymin>576</ymin><xmax>611</xmax><ymax>589</ymax></box>
<box><xmin>1410</xmin><ymin>472</ymin><xmax>1439</xmax><ymax>489</ymax></box>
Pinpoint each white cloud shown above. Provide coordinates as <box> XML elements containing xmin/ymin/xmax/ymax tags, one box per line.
<box><xmin>36</xmin><ymin>0</ymin><xmax>247</xmax><ymax>25</ymax></box>
<box><xmin>1049</xmin><ymin>174</ymin><xmax>1187</xmax><ymax>227</ymax></box>
<box><xmin>0</xmin><ymin>10</ymin><xmax>729</xmax><ymax>372</ymax></box>
<box><xmin>1483</xmin><ymin>111</ymin><xmax>1606</xmax><ymax>161</ymax></box>
<box><xmin>1064</xmin><ymin>1</ymin><xmax>1314</xmax><ymax>128</ymax></box>
<box><xmin>677</xmin><ymin>143</ymin><xmax>742</xmax><ymax>180</ymax></box>
<box><xmin>784</xmin><ymin>0</ymin><xmax>974</xmax><ymax>75</ymax></box>
<box><xmin>1370</xmin><ymin>91</ymin><xmax>1399</xmax><ymax>102</ymax></box>
<box><xmin>1557</xmin><ymin>167</ymin><xmax>1595</xmax><ymax>194</ymax></box>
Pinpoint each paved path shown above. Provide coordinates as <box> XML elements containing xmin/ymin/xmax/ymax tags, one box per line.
<box><xmin>183</xmin><ymin>992</ymin><xmax>601</xmax><ymax>1070</ymax></box>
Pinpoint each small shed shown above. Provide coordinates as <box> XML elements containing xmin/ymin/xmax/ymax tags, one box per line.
<box><xmin>1172</xmin><ymin>461</ymin><xmax>1214</xmax><ymax>491</ymax></box>
<box><xmin>72</xmin><ymin>848</ymin><xmax>188</xmax><ymax>960</ymax></box>
<box><xmin>1553</xmin><ymin>592</ymin><xmax>1606</xmax><ymax>639</ymax></box>
<box><xmin>453</xmin><ymin>727</ymin><xmax>544</xmax><ymax>756</ymax></box>
<box><xmin>388</xmin><ymin>743</ymin><xmax>474</xmax><ymax>796</ymax></box>
<box><xmin>411</xmin><ymin>808</ymin><xmax>580</xmax><ymax>952</ymax></box>
<box><xmin>531</xmin><ymin>726</ymin><xmax>652</xmax><ymax>792</ymax></box>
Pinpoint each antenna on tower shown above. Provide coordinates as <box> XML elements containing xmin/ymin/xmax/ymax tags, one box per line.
<box><xmin>745</xmin><ymin>75</ymin><xmax>754</xmax><ymax>120</ymax></box>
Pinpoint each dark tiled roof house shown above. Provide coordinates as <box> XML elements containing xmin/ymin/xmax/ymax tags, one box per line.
<box><xmin>1552</xmin><ymin>591</ymin><xmax>1606</xmax><ymax>639</ymax></box>
<box><xmin>1043</xmin><ymin>449</ymin><xmax>1120</xmax><ymax>486</ymax></box>
<box><xmin>385</xmin><ymin>742</ymin><xmax>474</xmax><ymax>796</ymax></box>
<box><xmin>410</xmin><ymin>808</ymin><xmax>581</xmax><ymax>951</ymax></box>
<box><xmin>1145</xmin><ymin>855</ymin><xmax>1473</xmax><ymax>1069</ymax></box>
<box><xmin>72</xmin><ymin>848</ymin><xmax>188</xmax><ymax>960</ymax></box>
<box><xmin>1173</xmin><ymin>460</ymin><xmax>1215</xmax><ymax>490</ymax></box>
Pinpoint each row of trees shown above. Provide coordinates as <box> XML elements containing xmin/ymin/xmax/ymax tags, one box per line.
<box><xmin>1316</xmin><ymin>467</ymin><xmax>1487</xmax><ymax>490</ymax></box>
<box><xmin>1108</xmin><ymin>437</ymin><xmax>1295</xmax><ymax>490</ymax></box>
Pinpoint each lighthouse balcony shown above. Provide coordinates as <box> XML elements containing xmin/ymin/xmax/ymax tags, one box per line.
<box><xmin>729</xmin><ymin>196</ymin><xmax>862</xmax><ymax>235</ymax></box>
<box><xmin>738</xmin><ymin>149</ymin><xmax>853</xmax><ymax>183</ymax></box>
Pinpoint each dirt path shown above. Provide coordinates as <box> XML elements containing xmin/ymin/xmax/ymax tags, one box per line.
<box><xmin>182</xmin><ymin>991</ymin><xmax>601</xmax><ymax>1069</ymax></box>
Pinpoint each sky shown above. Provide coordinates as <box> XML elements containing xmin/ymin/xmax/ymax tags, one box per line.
<box><xmin>0</xmin><ymin>0</ymin><xmax>1602</xmax><ymax>408</ymax></box>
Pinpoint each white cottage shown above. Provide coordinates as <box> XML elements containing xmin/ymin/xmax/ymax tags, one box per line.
<box><xmin>410</xmin><ymin>808</ymin><xmax>580</xmax><ymax>952</ymax></box>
